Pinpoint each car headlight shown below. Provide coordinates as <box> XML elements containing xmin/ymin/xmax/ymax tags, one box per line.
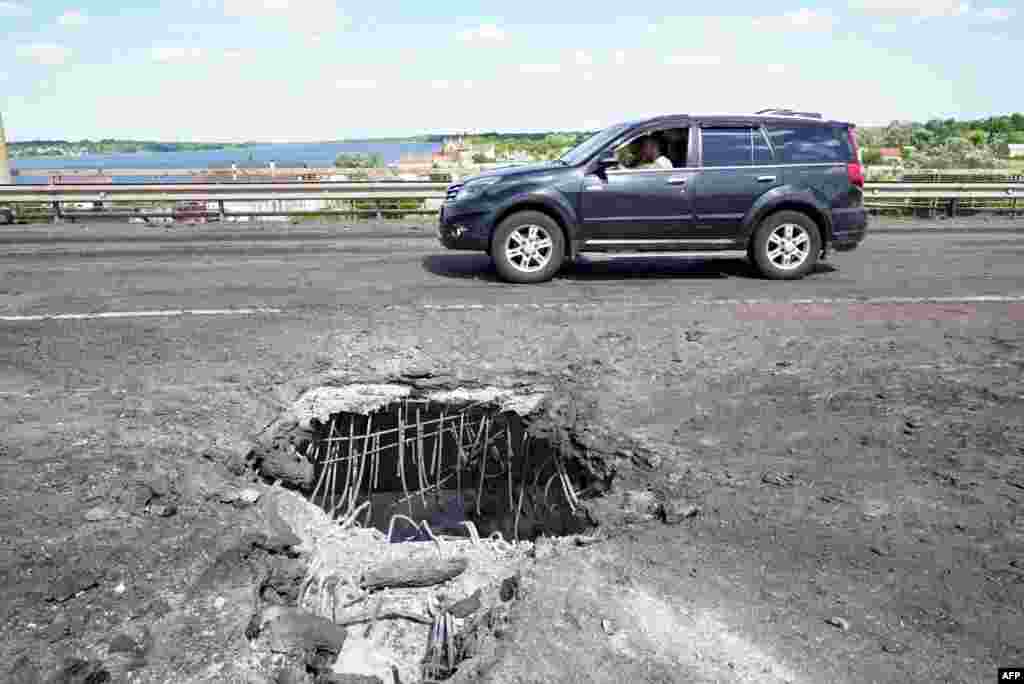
<box><xmin>455</xmin><ymin>176</ymin><xmax>500</xmax><ymax>201</ymax></box>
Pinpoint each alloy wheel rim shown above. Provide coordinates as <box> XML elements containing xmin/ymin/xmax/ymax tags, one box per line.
<box><xmin>766</xmin><ymin>223</ymin><xmax>811</xmax><ymax>271</ymax></box>
<box><xmin>505</xmin><ymin>224</ymin><xmax>554</xmax><ymax>273</ymax></box>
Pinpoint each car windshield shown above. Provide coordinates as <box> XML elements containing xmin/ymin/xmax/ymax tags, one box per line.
<box><xmin>558</xmin><ymin>123</ymin><xmax>631</xmax><ymax>165</ymax></box>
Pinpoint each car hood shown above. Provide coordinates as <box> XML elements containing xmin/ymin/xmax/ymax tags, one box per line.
<box><xmin>463</xmin><ymin>161</ymin><xmax>563</xmax><ymax>182</ymax></box>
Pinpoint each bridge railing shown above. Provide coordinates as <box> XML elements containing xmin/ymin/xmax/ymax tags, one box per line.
<box><xmin>0</xmin><ymin>181</ymin><xmax>450</xmax><ymax>223</ymax></box>
<box><xmin>863</xmin><ymin>182</ymin><xmax>1024</xmax><ymax>216</ymax></box>
<box><xmin>1</xmin><ymin>180</ymin><xmax>1022</xmax><ymax>223</ymax></box>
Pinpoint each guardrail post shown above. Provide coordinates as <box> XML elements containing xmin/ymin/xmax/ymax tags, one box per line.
<box><xmin>948</xmin><ymin>198</ymin><xmax>958</xmax><ymax>218</ymax></box>
<box><xmin>375</xmin><ymin>199</ymin><xmax>382</xmax><ymax>220</ymax></box>
<box><xmin>51</xmin><ymin>201</ymin><xmax>62</xmax><ymax>224</ymax></box>
<box><xmin>218</xmin><ymin>200</ymin><xmax>226</xmax><ymax>222</ymax></box>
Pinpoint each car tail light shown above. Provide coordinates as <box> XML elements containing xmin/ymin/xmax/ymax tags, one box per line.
<box><xmin>846</xmin><ymin>127</ymin><xmax>864</xmax><ymax>187</ymax></box>
<box><xmin>847</xmin><ymin>162</ymin><xmax>865</xmax><ymax>187</ymax></box>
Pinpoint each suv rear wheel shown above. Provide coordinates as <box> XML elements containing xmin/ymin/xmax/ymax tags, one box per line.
<box><xmin>750</xmin><ymin>210</ymin><xmax>821</xmax><ymax>280</ymax></box>
<box><xmin>490</xmin><ymin>211</ymin><xmax>565</xmax><ymax>284</ymax></box>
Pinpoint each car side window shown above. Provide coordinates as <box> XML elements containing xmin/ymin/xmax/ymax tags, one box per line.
<box><xmin>701</xmin><ymin>127</ymin><xmax>766</xmax><ymax>167</ymax></box>
<box><xmin>767</xmin><ymin>125</ymin><xmax>852</xmax><ymax>163</ymax></box>
<box><xmin>612</xmin><ymin>127</ymin><xmax>688</xmax><ymax>169</ymax></box>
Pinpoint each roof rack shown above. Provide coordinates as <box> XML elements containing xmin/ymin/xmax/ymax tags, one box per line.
<box><xmin>755</xmin><ymin>108</ymin><xmax>823</xmax><ymax>119</ymax></box>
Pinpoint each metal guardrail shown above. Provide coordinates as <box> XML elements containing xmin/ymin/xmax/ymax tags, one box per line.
<box><xmin>0</xmin><ymin>180</ymin><xmax>1022</xmax><ymax>223</ymax></box>
<box><xmin>901</xmin><ymin>172</ymin><xmax>1024</xmax><ymax>184</ymax></box>
<box><xmin>0</xmin><ymin>181</ymin><xmax>449</xmax><ymax>223</ymax></box>
<box><xmin>0</xmin><ymin>181</ymin><xmax>448</xmax><ymax>202</ymax></box>
<box><xmin>864</xmin><ymin>182</ymin><xmax>1023</xmax><ymax>216</ymax></box>
<box><xmin>865</xmin><ymin>182</ymin><xmax>1023</xmax><ymax>197</ymax></box>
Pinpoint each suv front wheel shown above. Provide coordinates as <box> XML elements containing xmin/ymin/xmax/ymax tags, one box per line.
<box><xmin>490</xmin><ymin>211</ymin><xmax>565</xmax><ymax>284</ymax></box>
<box><xmin>750</xmin><ymin>210</ymin><xmax>821</xmax><ymax>280</ymax></box>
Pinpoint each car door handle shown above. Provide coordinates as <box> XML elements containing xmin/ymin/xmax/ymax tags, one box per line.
<box><xmin>666</xmin><ymin>176</ymin><xmax>689</xmax><ymax>185</ymax></box>
<box><xmin>757</xmin><ymin>175</ymin><xmax>777</xmax><ymax>183</ymax></box>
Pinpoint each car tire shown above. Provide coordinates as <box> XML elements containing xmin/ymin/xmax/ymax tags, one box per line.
<box><xmin>0</xmin><ymin>209</ymin><xmax>13</xmax><ymax>226</ymax></box>
<box><xmin>490</xmin><ymin>211</ymin><xmax>565</xmax><ymax>284</ymax></box>
<box><xmin>750</xmin><ymin>210</ymin><xmax>821</xmax><ymax>280</ymax></box>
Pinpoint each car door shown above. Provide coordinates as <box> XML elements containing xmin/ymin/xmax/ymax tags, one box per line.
<box><xmin>578</xmin><ymin>131</ymin><xmax>696</xmax><ymax>243</ymax></box>
<box><xmin>692</xmin><ymin>125</ymin><xmax>781</xmax><ymax>240</ymax></box>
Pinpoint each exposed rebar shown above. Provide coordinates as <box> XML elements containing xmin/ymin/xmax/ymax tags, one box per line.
<box><xmin>310</xmin><ymin>398</ymin><xmax>585</xmax><ymax>540</ymax></box>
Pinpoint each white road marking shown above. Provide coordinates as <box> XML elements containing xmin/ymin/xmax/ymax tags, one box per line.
<box><xmin>3</xmin><ymin>294</ymin><xmax>1023</xmax><ymax>322</ymax></box>
<box><xmin>421</xmin><ymin>293</ymin><xmax>1024</xmax><ymax>311</ymax></box>
<box><xmin>0</xmin><ymin>307</ymin><xmax>283</xmax><ymax>322</ymax></box>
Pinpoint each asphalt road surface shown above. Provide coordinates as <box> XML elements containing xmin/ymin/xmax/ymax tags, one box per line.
<box><xmin>1</xmin><ymin>219</ymin><xmax>1022</xmax><ymax>318</ymax></box>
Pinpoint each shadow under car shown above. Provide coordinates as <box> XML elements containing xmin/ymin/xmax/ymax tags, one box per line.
<box><xmin>422</xmin><ymin>253</ymin><xmax>837</xmax><ymax>282</ymax></box>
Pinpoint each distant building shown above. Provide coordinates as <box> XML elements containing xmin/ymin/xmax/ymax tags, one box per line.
<box><xmin>400</xmin><ymin>153</ymin><xmax>432</xmax><ymax>162</ymax></box>
<box><xmin>422</xmin><ymin>134</ymin><xmax>498</xmax><ymax>166</ymax></box>
<box><xmin>1008</xmin><ymin>144</ymin><xmax>1024</xmax><ymax>158</ymax></box>
<box><xmin>878</xmin><ymin>147</ymin><xmax>903</xmax><ymax>161</ymax></box>
<box><xmin>504</xmin><ymin>149</ymin><xmax>533</xmax><ymax>162</ymax></box>
<box><xmin>442</xmin><ymin>134</ymin><xmax>468</xmax><ymax>157</ymax></box>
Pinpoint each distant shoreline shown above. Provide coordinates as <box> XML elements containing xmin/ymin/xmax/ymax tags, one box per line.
<box><xmin>7</xmin><ymin>139</ymin><xmax>443</xmax><ymax>160</ymax></box>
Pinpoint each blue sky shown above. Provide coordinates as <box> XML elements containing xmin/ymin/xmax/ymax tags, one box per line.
<box><xmin>0</xmin><ymin>0</ymin><xmax>1020</xmax><ymax>141</ymax></box>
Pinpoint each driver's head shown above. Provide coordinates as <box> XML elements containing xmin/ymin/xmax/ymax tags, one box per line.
<box><xmin>640</xmin><ymin>136</ymin><xmax>661</xmax><ymax>162</ymax></box>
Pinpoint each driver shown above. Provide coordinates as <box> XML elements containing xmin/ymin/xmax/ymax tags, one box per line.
<box><xmin>634</xmin><ymin>135</ymin><xmax>673</xmax><ymax>169</ymax></box>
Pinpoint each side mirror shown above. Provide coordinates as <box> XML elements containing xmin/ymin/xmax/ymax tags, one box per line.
<box><xmin>596</xmin><ymin>150</ymin><xmax>619</xmax><ymax>169</ymax></box>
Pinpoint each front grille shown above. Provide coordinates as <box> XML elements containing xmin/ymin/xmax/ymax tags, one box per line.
<box><xmin>445</xmin><ymin>184</ymin><xmax>463</xmax><ymax>202</ymax></box>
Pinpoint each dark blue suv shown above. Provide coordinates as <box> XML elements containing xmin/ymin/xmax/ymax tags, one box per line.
<box><xmin>438</xmin><ymin>110</ymin><xmax>867</xmax><ymax>283</ymax></box>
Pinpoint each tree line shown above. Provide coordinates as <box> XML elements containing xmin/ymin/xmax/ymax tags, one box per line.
<box><xmin>859</xmin><ymin>113</ymin><xmax>1024</xmax><ymax>169</ymax></box>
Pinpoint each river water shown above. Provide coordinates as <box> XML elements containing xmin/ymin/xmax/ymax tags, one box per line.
<box><xmin>9</xmin><ymin>140</ymin><xmax>440</xmax><ymax>184</ymax></box>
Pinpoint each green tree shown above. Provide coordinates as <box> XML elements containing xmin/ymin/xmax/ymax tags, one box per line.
<box><xmin>910</xmin><ymin>127</ymin><xmax>934</xmax><ymax>148</ymax></box>
<box><xmin>966</xmin><ymin>129</ymin><xmax>988</xmax><ymax>146</ymax></box>
<box><xmin>862</xmin><ymin>148</ymin><xmax>883</xmax><ymax>165</ymax></box>
<box><xmin>884</xmin><ymin>121</ymin><xmax>912</xmax><ymax>146</ymax></box>
<box><xmin>334</xmin><ymin>152</ymin><xmax>383</xmax><ymax>168</ymax></box>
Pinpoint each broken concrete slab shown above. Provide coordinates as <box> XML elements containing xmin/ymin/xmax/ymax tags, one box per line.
<box><xmin>256</xmin><ymin>605</ymin><xmax>348</xmax><ymax>658</ymax></box>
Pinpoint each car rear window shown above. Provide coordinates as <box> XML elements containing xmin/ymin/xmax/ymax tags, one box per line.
<box><xmin>767</xmin><ymin>125</ymin><xmax>853</xmax><ymax>163</ymax></box>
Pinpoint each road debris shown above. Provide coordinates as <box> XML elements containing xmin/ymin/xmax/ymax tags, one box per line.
<box><xmin>659</xmin><ymin>501</ymin><xmax>702</xmax><ymax>524</ymax></box>
<box><xmin>446</xmin><ymin>589</ymin><xmax>482</xmax><ymax>619</ymax></box>
<box><xmin>825</xmin><ymin>616</ymin><xmax>851</xmax><ymax>631</ymax></box>
<box><xmin>84</xmin><ymin>506</ymin><xmax>112</xmax><ymax>522</ymax></box>
<box><xmin>360</xmin><ymin>556</ymin><xmax>469</xmax><ymax>592</ymax></box>
<box><xmin>761</xmin><ymin>471</ymin><xmax>796</xmax><ymax>487</ymax></box>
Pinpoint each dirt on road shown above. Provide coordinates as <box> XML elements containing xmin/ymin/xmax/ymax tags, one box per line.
<box><xmin>1</xmin><ymin>219</ymin><xmax>1022</xmax><ymax>683</ymax></box>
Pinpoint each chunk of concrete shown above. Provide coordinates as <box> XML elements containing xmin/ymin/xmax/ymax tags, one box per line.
<box><xmin>258</xmin><ymin>606</ymin><xmax>348</xmax><ymax>659</ymax></box>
